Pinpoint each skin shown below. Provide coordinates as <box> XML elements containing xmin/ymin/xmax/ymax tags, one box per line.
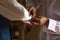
<box><xmin>28</xmin><ymin>6</ymin><xmax>48</xmax><ymax>26</ymax></box>
<box><xmin>24</xmin><ymin>6</ymin><xmax>49</xmax><ymax>32</ymax></box>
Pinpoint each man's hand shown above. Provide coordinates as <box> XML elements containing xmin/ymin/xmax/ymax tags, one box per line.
<box><xmin>27</xmin><ymin>6</ymin><xmax>36</xmax><ymax>18</ymax></box>
<box><xmin>40</xmin><ymin>16</ymin><xmax>48</xmax><ymax>25</ymax></box>
<box><xmin>27</xmin><ymin>6</ymin><xmax>48</xmax><ymax>26</ymax></box>
<box><xmin>30</xmin><ymin>16</ymin><xmax>48</xmax><ymax>26</ymax></box>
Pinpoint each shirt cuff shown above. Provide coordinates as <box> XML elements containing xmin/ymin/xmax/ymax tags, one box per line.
<box><xmin>48</xmin><ymin>18</ymin><xmax>57</xmax><ymax>32</ymax></box>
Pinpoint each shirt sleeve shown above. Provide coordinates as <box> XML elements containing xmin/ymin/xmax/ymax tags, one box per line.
<box><xmin>48</xmin><ymin>18</ymin><xmax>57</xmax><ymax>32</ymax></box>
<box><xmin>0</xmin><ymin>0</ymin><xmax>32</xmax><ymax>21</ymax></box>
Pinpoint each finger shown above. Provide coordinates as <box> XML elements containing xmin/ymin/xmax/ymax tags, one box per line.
<box><xmin>27</xmin><ymin>6</ymin><xmax>32</xmax><ymax>11</ymax></box>
<box><xmin>31</xmin><ymin>17</ymin><xmax>40</xmax><ymax>23</ymax></box>
<box><xmin>28</xmin><ymin>7</ymin><xmax>34</xmax><ymax>12</ymax></box>
<box><xmin>27</xmin><ymin>6</ymin><xmax>36</xmax><ymax>18</ymax></box>
<box><xmin>31</xmin><ymin>17</ymin><xmax>40</xmax><ymax>25</ymax></box>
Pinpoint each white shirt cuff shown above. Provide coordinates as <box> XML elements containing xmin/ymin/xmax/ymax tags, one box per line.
<box><xmin>48</xmin><ymin>18</ymin><xmax>57</xmax><ymax>32</ymax></box>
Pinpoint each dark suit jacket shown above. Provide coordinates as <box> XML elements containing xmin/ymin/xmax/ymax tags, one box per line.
<box><xmin>26</xmin><ymin>0</ymin><xmax>41</xmax><ymax>9</ymax></box>
<box><xmin>47</xmin><ymin>0</ymin><xmax>60</xmax><ymax>21</ymax></box>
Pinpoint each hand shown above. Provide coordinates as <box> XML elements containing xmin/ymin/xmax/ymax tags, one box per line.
<box><xmin>27</xmin><ymin>6</ymin><xmax>48</xmax><ymax>26</ymax></box>
<box><xmin>30</xmin><ymin>16</ymin><xmax>48</xmax><ymax>26</ymax></box>
<box><xmin>40</xmin><ymin>16</ymin><xmax>48</xmax><ymax>25</ymax></box>
<box><xmin>30</xmin><ymin>17</ymin><xmax>40</xmax><ymax>26</ymax></box>
<box><xmin>27</xmin><ymin>6</ymin><xmax>36</xmax><ymax>18</ymax></box>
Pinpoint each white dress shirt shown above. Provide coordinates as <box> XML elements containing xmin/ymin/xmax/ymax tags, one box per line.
<box><xmin>0</xmin><ymin>0</ymin><xmax>32</xmax><ymax>21</ymax></box>
<box><xmin>48</xmin><ymin>18</ymin><xmax>60</xmax><ymax>32</ymax></box>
